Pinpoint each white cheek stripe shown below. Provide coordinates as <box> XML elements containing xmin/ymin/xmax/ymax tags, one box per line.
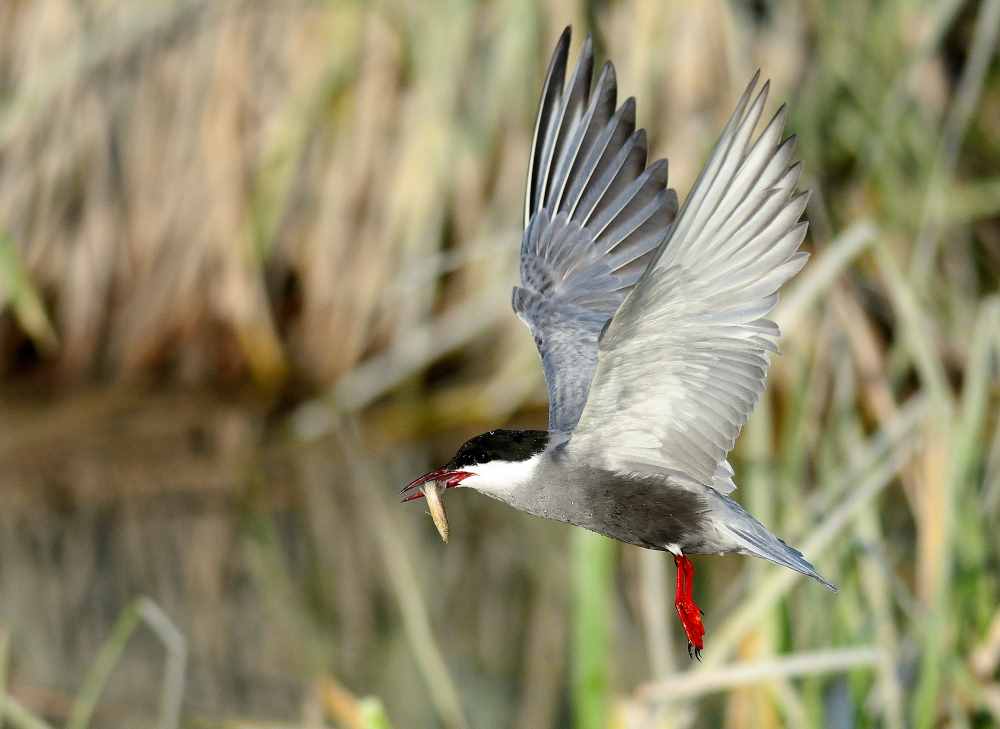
<box><xmin>464</xmin><ymin>454</ymin><xmax>542</xmax><ymax>494</ymax></box>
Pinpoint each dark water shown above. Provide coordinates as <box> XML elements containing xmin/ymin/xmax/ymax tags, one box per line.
<box><xmin>0</xmin><ymin>389</ymin><xmax>293</xmax><ymax>723</ymax></box>
<box><xmin>0</xmin><ymin>387</ymin><xmax>572</xmax><ymax>729</ymax></box>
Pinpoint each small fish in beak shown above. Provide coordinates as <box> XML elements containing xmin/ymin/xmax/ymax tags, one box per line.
<box><xmin>400</xmin><ymin>467</ymin><xmax>472</xmax><ymax>542</ymax></box>
<box><xmin>423</xmin><ymin>480</ymin><xmax>449</xmax><ymax>543</ymax></box>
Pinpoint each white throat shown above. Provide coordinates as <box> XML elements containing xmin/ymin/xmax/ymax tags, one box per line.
<box><xmin>462</xmin><ymin>454</ymin><xmax>542</xmax><ymax>498</ymax></box>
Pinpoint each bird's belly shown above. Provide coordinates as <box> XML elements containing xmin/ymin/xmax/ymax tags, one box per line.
<box><xmin>536</xmin><ymin>466</ymin><xmax>717</xmax><ymax>553</ymax></box>
<box><xmin>577</xmin><ymin>509</ymin><xmax>703</xmax><ymax>552</ymax></box>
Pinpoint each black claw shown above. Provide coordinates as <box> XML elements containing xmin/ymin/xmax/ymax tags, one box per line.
<box><xmin>695</xmin><ymin>647</ymin><xmax>703</xmax><ymax>661</ymax></box>
<box><xmin>700</xmin><ymin>609</ymin><xmax>705</xmax><ymax>617</ymax></box>
<box><xmin>687</xmin><ymin>642</ymin><xmax>694</xmax><ymax>659</ymax></box>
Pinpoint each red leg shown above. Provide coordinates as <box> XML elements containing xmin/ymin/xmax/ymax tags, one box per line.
<box><xmin>674</xmin><ymin>554</ymin><xmax>705</xmax><ymax>660</ymax></box>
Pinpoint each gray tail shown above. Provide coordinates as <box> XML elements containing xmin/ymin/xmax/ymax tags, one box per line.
<box><xmin>730</xmin><ymin>525</ymin><xmax>838</xmax><ymax>591</ymax></box>
<box><xmin>721</xmin><ymin>502</ymin><xmax>839</xmax><ymax>592</ymax></box>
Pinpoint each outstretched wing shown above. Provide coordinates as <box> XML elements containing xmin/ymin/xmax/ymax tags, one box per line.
<box><xmin>514</xmin><ymin>28</ymin><xmax>678</xmax><ymax>435</ymax></box>
<box><xmin>569</xmin><ymin>74</ymin><xmax>809</xmax><ymax>495</ymax></box>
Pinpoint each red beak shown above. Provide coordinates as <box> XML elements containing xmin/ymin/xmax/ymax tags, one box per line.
<box><xmin>400</xmin><ymin>467</ymin><xmax>473</xmax><ymax>502</ymax></box>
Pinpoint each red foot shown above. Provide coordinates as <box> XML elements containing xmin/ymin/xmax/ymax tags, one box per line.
<box><xmin>674</xmin><ymin>554</ymin><xmax>705</xmax><ymax>660</ymax></box>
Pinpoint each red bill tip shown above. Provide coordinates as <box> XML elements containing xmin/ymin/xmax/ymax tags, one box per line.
<box><xmin>400</xmin><ymin>468</ymin><xmax>473</xmax><ymax>502</ymax></box>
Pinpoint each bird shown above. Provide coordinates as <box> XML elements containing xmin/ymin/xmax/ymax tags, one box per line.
<box><xmin>401</xmin><ymin>27</ymin><xmax>837</xmax><ymax>659</ymax></box>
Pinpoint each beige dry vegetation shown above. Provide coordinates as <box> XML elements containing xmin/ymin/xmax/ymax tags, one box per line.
<box><xmin>0</xmin><ymin>1</ymin><xmax>999</xmax><ymax>729</ymax></box>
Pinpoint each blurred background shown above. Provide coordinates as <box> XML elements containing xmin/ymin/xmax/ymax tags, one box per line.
<box><xmin>0</xmin><ymin>1</ymin><xmax>999</xmax><ymax>728</ymax></box>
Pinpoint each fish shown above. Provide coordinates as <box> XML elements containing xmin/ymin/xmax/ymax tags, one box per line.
<box><xmin>422</xmin><ymin>481</ymin><xmax>449</xmax><ymax>543</ymax></box>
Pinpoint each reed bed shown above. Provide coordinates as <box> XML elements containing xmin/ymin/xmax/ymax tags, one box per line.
<box><xmin>0</xmin><ymin>1</ymin><xmax>998</xmax><ymax>728</ymax></box>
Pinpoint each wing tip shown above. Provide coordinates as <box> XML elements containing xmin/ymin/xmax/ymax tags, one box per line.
<box><xmin>599</xmin><ymin>59</ymin><xmax>617</xmax><ymax>88</ymax></box>
<box><xmin>738</xmin><ymin>69</ymin><xmax>763</xmax><ymax>110</ymax></box>
<box><xmin>779</xmin><ymin>129</ymin><xmax>797</xmax><ymax>154</ymax></box>
<box><xmin>633</xmin><ymin>126</ymin><xmax>648</xmax><ymax>150</ymax></box>
<box><xmin>754</xmin><ymin>77</ymin><xmax>771</xmax><ymax>111</ymax></box>
<box><xmin>556</xmin><ymin>25</ymin><xmax>572</xmax><ymax>49</ymax></box>
<box><xmin>546</xmin><ymin>28</ymin><xmax>571</xmax><ymax>85</ymax></box>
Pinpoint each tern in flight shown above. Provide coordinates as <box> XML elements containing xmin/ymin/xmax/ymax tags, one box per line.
<box><xmin>402</xmin><ymin>27</ymin><xmax>836</xmax><ymax>658</ymax></box>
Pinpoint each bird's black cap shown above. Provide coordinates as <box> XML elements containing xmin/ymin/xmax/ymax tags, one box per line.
<box><xmin>447</xmin><ymin>429</ymin><xmax>549</xmax><ymax>468</ymax></box>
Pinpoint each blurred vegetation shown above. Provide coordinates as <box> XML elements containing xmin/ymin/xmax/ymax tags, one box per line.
<box><xmin>0</xmin><ymin>0</ymin><xmax>999</xmax><ymax>728</ymax></box>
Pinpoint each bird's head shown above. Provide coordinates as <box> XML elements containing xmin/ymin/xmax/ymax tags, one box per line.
<box><xmin>401</xmin><ymin>429</ymin><xmax>549</xmax><ymax>541</ymax></box>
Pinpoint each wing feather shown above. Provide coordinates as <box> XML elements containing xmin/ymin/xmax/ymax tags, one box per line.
<box><xmin>537</xmin><ymin>37</ymin><xmax>594</xmax><ymax>210</ymax></box>
<box><xmin>570</xmin><ymin>75</ymin><xmax>809</xmax><ymax>494</ymax></box>
<box><xmin>515</xmin><ymin>29</ymin><xmax>677</xmax><ymax>434</ymax></box>
<box><xmin>591</xmin><ymin>159</ymin><xmax>670</xmax><ymax>245</ymax></box>
<box><xmin>525</xmin><ymin>29</ymin><xmax>570</xmax><ymax>229</ymax></box>
<box><xmin>579</xmin><ymin>128</ymin><xmax>647</xmax><ymax>227</ymax></box>
<box><xmin>550</xmin><ymin>61</ymin><xmax>615</xmax><ymax>213</ymax></box>
<box><xmin>565</xmin><ymin>98</ymin><xmax>635</xmax><ymax>218</ymax></box>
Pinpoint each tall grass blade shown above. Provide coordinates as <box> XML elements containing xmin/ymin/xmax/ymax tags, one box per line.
<box><xmin>0</xmin><ymin>696</ymin><xmax>55</xmax><ymax>729</ymax></box>
<box><xmin>636</xmin><ymin>646</ymin><xmax>879</xmax><ymax>702</ymax></box>
<box><xmin>571</xmin><ymin>530</ymin><xmax>614</xmax><ymax>729</ymax></box>
<box><xmin>0</xmin><ymin>234</ymin><xmax>57</xmax><ymax>353</ymax></box>
<box><xmin>359</xmin><ymin>698</ymin><xmax>395</xmax><ymax>729</ymax></box>
<box><xmin>66</xmin><ymin>601</ymin><xmax>143</xmax><ymax>729</ymax></box>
